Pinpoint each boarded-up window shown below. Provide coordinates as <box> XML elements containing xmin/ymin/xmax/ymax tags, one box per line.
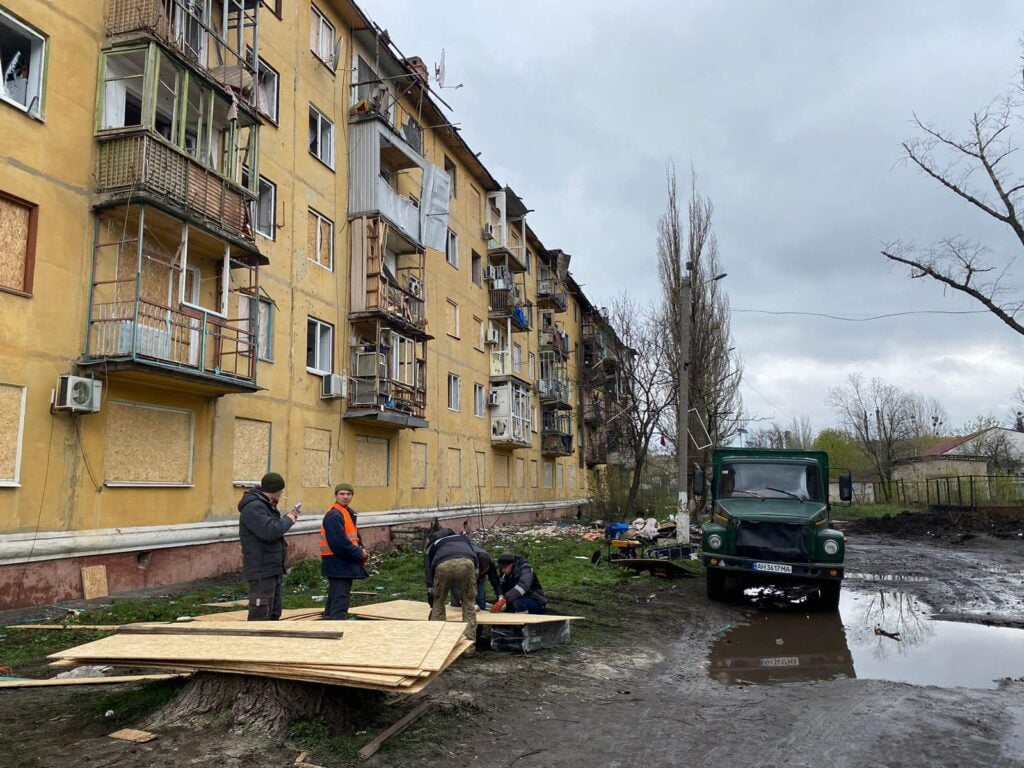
<box><xmin>515</xmin><ymin>457</ymin><xmax>525</xmax><ymax>489</ymax></box>
<box><xmin>303</xmin><ymin>427</ymin><xmax>331</xmax><ymax>487</ymax></box>
<box><xmin>355</xmin><ymin>435</ymin><xmax>390</xmax><ymax>487</ymax></box>
<box><xmin>531</xmin><ymin>459</ymin><xmax>539</xmax><ymax>488</ymax></box>
<box><xmin>307</xmin><ymin>208</ymin><xmax>333</xmax><ymax>270</ymax></box>
<box><xmin>447</xmin><ymin>447</ymin><xmax>461</xmax><ymax>487</ymax></box>
<box><xmin>543</xmin><ymin>460</ymin><xmax>554</xmax><ymax>489</ymax></box>
<box><xmin>445</xmin><ymin>299</ymin><xmax>459</xmax><ymax>337</ymax></box>
<box><xmin>233</xmin><ymin>418</ymin><xmax>271</xmax><ymax>485</ymax></box>
<box><xmin>569</xmin><ymin>464</ymin><xmax>576</xmax><ymax>489</ymax></box>
<box><xmin>411</xmin><ymin>441</ymin><xmax>427</xmax><ymax>489</ymax></box>
<box><xmin>0</xmin><ymin>383</ymin><xmax>26</xmax><ymax>484</ymax></box>
<box><xmin>0</xmin><ymin>191</ymin><xmax>37</xmax><ymax>296</ymax></box>
<box><xmin>557</xmin><ymin>463</ymin><xmax>564</xmax><ymax>489</ymax></box>
<box><xmin>474</xmin><ymin>450</ymin><xmax>486</xmax><ymax>486</ymax></box>
<box><xmin>105</xmin><ymin>401</ymin><xmax>193</xmax><ymax>485</ymax></box>
<box><xmin>493</xmin><ymin>454</ymin><xmax>509</xmax><ymax>488</ymax></box>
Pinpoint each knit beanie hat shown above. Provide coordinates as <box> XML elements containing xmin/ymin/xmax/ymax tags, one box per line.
<box><xmin>260</xmin><ymin>472</ymin><xmax>286</xmax><ymax>493</ymax></box>
<box><xmin>498</xmin><ymin>552</ymin><xmax>516</xmax><ymax>567</ymax></box>
<box><xmin>334</xmin><ymin>482</ymin><xmax>354</xmax><ymax>494</ymax></box>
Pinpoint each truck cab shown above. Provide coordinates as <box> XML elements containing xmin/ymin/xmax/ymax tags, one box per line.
<box><xmin>697</xmin><ymin>447</ymin><xmax>851</xmax><ymax>610</ymax></box>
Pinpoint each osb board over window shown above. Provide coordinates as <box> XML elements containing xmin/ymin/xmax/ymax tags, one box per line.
<box><xmin>515</xmin><ymin>457</ymin><xmax>525</xmax><ymax>489</ymax></box>
<box><xmin>355</xmin><ymin>435</ymin><xmax>389</xmax><ymax>488</ymax></box>
<box><xmin>0</xmin><ymin>383</ymin><xmax>26</xmax><ymax>484</ymax></box>
<box><xmin>474</xmin><ymin>451</ymin><xmax>486</xmax><ymax>487</ymax></box>
<box><xmin>105</xmin><ymin>401</ymin><xmax>193</xmax><ymax>485</ymax></box>
<box><xmin>446</xmin><ymin>447</ymin><xmax>461</xmax><ymax>487</ymax></box>
<box><xmin>410</xmin><ymin>441</ymin><xmax>427</xmax><ymax>489</ymax></box>
<box><xmin>303</xmin><ymin>427</ymin><xmax>331</xmax><ymax>487</ymax></box>
<box><xmin>0</xmin><ymin>191</ymin><xmax>37</xmax><ymax>296</ymax></box>
<box><xmin>493</xmin><ymin>454</ymin><xmax>509</xmax><ymax>488</ymax></box>
<box><xmin>233</xmin><ymin>418</ymin><xmax>271</xmax><ymax>485</ymax></box>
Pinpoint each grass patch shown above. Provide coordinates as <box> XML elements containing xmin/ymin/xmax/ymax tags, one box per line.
<box><xmin>98</xmin><ymin>677</ymin><xmax>189</xmax><ymax>725</ymax></box>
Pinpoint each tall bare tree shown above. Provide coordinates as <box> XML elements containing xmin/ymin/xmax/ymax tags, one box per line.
<box><xmin>608</xmin><ymin>295</ymin><xmax>675</xmax><ymax>514</ymax></box>
<box><xmin>882</xmin><ymin>50</ymin><xmax>1024</xmax><ymax>334</ymax></box>
<box><xmin>657</xmin><ymin>166</ymin><xmax>742</xmax><ymax>467</ymax></box>
<box><xmin>827</xmin><ymin>374</ymin><xmax>937</xmax><ymax>501</ymax></box>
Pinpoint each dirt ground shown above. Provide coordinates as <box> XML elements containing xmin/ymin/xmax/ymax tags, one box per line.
<box><xmin>2</xmin><ymin>527</ymin><xmax>1023</xmax><ymax>768</ymax></box>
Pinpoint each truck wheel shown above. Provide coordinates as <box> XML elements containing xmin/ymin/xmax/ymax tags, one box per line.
<box><xmin>818</xmin><ymin>581</ymin><xmax>841</xmax><ymax>611</ymax></box>
<box><xmin>707</xmin><ymin>569</ymin><xmax>727</xmax><ymax>602</ymax></box>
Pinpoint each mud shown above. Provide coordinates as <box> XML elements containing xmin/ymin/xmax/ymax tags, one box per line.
<box><xmin>2</xmin><ymin>532</ymin><xmax>1024</xmax><ymax>768</ymax></box>
<box><xmin>845</xmin><ymin>507</ymin><xmax>1024</xmax><ymax>540</ymax></box>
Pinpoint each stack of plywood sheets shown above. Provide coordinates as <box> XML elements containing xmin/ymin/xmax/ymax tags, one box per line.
<box><xmin>49</xmin><ymin>620</ymin><xmax>472</xmax><ymax>693</ymax></box>
<box><xmin>349</xmin><ymin>599</ymin><xmax>586</xmax><ymax>626</ymax></box>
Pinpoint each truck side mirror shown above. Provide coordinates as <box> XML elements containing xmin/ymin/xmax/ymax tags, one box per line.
<box><xmin>838</xmin><ymin>474</ymin><xmax>853</xmax><ymax>502</ymax></box>
<box><xmin>693</xmin><ymin>469</ymin><xmax>706</xmax><ymax>497</ymax></box>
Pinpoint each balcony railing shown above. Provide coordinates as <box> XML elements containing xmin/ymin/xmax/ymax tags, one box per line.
<box><xmin>489</xmin><ymin>289</ymin><xmax>532</xmax><ymax>331</ymax></box>
<box><xmin>97</xmin><ymin>132</ymin><xmax>252</xmax><ymax>243</ymax></box>
<box><xmin>583</xmin><ymin>402</ymin><xmax>605</xmax><ymax>424</ymax></box>
<box><xmin>85</xmin><ymin>297</ymin><xmax>256</xmax><ymax>385</ymax></box>
<box><xmin>539</xmin><ymin>328</ymin><xmax>570</xmax><ymax>357</ymax></box>
<box><xmin>542</xmin><ymin>433</ymin><xmax>574</xmax><ymax>457</ymax></box>
<box><xmin>375</xmin><ymin>177</ymin><xmax>423</xmax><ymax>246</ymax></box>
<box><xmin>364</xmin><ymin>275</ymin><xmax>425</xmax><ymax>330</ymax></box>
<box><xmin>537</xmin><ymin>278</ymin><xmax>567</xmax><ymax>312</ymax></box>
<box><xmin>538</xmin><ymin>377</ymin><xmax>571</xmax><ymax>406</ymax></box>
<box><xmin>348</xmin><ymin>376</ymin><xmax>426</xmax><ymax>420</ymax></box>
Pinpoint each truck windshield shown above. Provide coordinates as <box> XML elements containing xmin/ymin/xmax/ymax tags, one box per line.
<box><xmin>719</xmin><ymin>462</ymin><xmax>822</xmax><ymax>501</ymax></box>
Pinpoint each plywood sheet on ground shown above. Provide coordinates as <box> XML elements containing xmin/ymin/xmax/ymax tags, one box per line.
<box><xmin>81</xmin><ymin>565</ymin><xmax>108</xmax><ymax>599</ymax></box>
<box><xmin>51</xmin><ymin>620</ymin><xmax>454</xmax><ymax>671</ymax></box>
<box><xmin>0</xmin><ymin>674</ymin><xmax>180</xmax><ymax>689</ymax></box>
<box><xmin>192</xmin><ymin>608</ymin><xmax>324</xmax><ymax>622</ymax></box>
<box><xmin>350</xmin><ymin>600</ymin><xmax>585</xmax><ymax>625</ymax></box>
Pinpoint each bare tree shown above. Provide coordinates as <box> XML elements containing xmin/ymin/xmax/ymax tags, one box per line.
<box><xmin>882</xmin><ymin>53</ymin><xmax>1024</xmax><ymax>334</ymax></box>
<box><xmin>1012</xmin><ymin>385</ymin><xmax>1024</xmax><ymax>430</ymax></box>
<box><xmin>608</xmin><ymin>295</ymin><xmax>675</xmax><ymax>515</ymax></box>
<box><xmin>745</xmin><ymin>423</ymin><xmax>787</xmax><ymax>449</ymax></box>
<box><xmin>788</xmin><ymin>415</ymin><xmax>815</xmax><ymax>449</ymax></box>
<box><xmin>657</xmin><ymin>166</ymin><xmax>742</xmax><ymax>465</ymax></box>
<box><xmin>955</xmin><ymin>415</ymin><xmax>1024</xmax><ymax>474</ymax></box>
<box><xmin>827</xmin><ymin>374</ymin><xmax>929</xmax><ymax>501</ymax></box>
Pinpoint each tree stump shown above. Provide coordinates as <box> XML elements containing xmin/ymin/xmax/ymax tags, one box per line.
<box><xmin>143</xmin><ymin>673</ymin><xmax>377</xmax><ymax>737</ymax></box>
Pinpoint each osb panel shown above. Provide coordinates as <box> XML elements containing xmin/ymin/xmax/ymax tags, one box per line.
<box><xmin>493</xmin><ymin>454</ymin><xmax>509</xmax><ymax>488</ymax></box>
<box><xmin>0</xmin><ymin>384</ymin><xmax>24</xmax><ymax>480</ymax></box>
<box><xmin>307</xmin><ymin>210</ymin><xmax>317</xmax><ymax>264</ymax></box>
<box><xmin>350</xmin><ymin>600</ymin><xmax>585</xmax><ymax>626</ymax></box>
<box><xmin>355</xmin><ymin>436</ymin><xmax>388</xmax><ymax>488</ymax></box>
<box><xmin>531</xmin><ymin>460</ymin><xmax>539</xmax><ymax>488</ymax></box>
<box><xmin>233</xmin><ymin>418</ymin><xmax>270</xmax><ymax>484</ymax></box>
<box><xmin>445</xmin><ymin>300</ymin><xmax>457</xmax><ymax>335</ymax></box>
<box><xmin>105</xmin><ymin>402</ymin><xmax>192</xmax><ymax>484</ymax></box>
<box><xmin>474</xmin><ymin>451</ymin><xmax>486</xmax><ymax>487</ymax></box>
<box><xmin>81</xmin><ymin>565</ymin><xmax>108</xmax><ymax>599</ymax></box>
<box><xmin>411</xmin><ymin>441</ymin><xmax>427</xmax><ymax>488</ymax></box>
<box><xmin>515</xmin><ymin>457</ymin><xmax>525</xmax><ymax>488</ymax></box>
<box><xmin>303</xmin><ymin>427</ymin><xmax>331</xmax><ymax>487</ymax></box>
<box><xmin>0</xmin><ymin>196</ymin><xmax>29</xmax><ymax>291</ymax></box>
<box><xmin>446</xmin><ymin>447</ymin><xmax>461</xmax><ymax>487</ymax></box>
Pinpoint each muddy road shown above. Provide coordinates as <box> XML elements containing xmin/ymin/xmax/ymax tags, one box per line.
<box><xmin>2</xmin><ymin>530</ymin><xmax>1023</xmax><ymax>768</ymax></box>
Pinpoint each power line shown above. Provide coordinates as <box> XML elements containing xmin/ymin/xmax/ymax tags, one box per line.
<box><xmin>733</xmin><ymin>309</ymin><xmax>991</xmax><ymax>322</ymax></box>
<box><xmin>741</xmin><ymin>379</ymin><xmax>796</xmax><ymax>422</ymax></box>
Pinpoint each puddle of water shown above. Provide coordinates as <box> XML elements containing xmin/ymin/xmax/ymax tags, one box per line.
<box><xmin>845</xmin><ymin>572</ymin><xmax>930</xmax><ymax>582</ymax></box>
<box><xmin>1005</xmin><ymin>705</ymin><xmax>1024</xmax><ymax>762</ymax></box>
<box><xmin>707</xmin><ymin>588</ymin><xmax>1024</xmax><ymax>689</ymax></box>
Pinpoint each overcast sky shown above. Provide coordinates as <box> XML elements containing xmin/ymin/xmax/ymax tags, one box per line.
<box><xmin>360</xmin><ymin>0</ymin><xmax>1024</xmax><ymax>435</ymax></box>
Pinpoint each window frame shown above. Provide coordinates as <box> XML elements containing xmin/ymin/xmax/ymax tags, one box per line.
<box><xmin>445</xmin><ymin>228</ymin><xmax>458</xmax><ymax>268</ymax></box>
<box><xmin>0</xmin><ymin>383</ymin><xmax>26</xmax><ymax>486</ymax></box>
<box><xmin>252</xmin><ymin>51</ymin><xmax>279</xmax><ymax>123</ymax></box>
<box><xmin>444</xmin><ymin>155</ymin><xmax>457</xmax><ymax>199</ymax></box>
<box><xmin>446</xmin><ymin>298</ymin><xmax>460</xmax><ymax>339</ymax></box>
<box><xmin>473</xmin><ymin>315</ymin><xmax>484</xmax><ymax>352</ymax></box>
<box><xmin>261</xmin><ymin>0</ymin><xmax>282</xmax><ymax>18</ymax></box>
<box><xmin>474</xmin><ymin>383</ymin><xmax>485</xmax><ymax>418</ymax></box>
<box><xmin>248</xmin><ymin>295</ymin><xmax>274</xmax><ymax>361</ymax></box>
<box><xmin>0</xmin><ymin>8</ymin><xmax>47</xmax><ymax>119</ymax></box>
<box><xmin>306</xmin><ymin>316</ymin><xmax>334</xmax><ymax>374</ymax></box>
<box><xmin>471</xmin><ymin>250</ymin><xmax>483</xmax><ymax>286</ymax></box>
<box><xmin>307</xmin><ymin>207</ymin><xmax>334</xmax><ymax>271</ymax></box>
<box><xmin>0</xmin><ymin>189</ymin><xmax>38</xmax><ymax>297</ymax></box>
<box><xmin>308</xmin><ymin>103</ymin><xmax>334</xmax><ymax>168</ymax></box>
<box><xmin>447</xmin><ymin>372</ymin><xmax>461</xmax><ymax>412</ymax></box>
<box><xmin>310</xmin><ymin>5</ymin><xmax>336</xmax><ymax>67</ymax></box>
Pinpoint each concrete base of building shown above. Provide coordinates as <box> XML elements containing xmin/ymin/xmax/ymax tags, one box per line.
<box><xmin>0</xmin><ymin>501</ymin><xmax>584</xmax><ymax>609</ymax></box>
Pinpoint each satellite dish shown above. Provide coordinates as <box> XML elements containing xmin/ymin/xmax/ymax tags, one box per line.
<box><xmin>434</xmin><ymin>49</ymin><xmax>446</xmax><ymax>88</ymax></box>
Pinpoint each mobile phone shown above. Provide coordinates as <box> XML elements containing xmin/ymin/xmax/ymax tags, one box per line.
<box><xmin>293</xmin><ymin>502</ymin><xmax>302</xmax><ymax>510</ymax></box>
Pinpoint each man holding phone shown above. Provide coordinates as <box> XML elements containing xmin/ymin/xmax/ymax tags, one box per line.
<box><xmin>238</xmin><ymin>472</ymin><xmax>301</xmax><ymax>621</ymax></box>
<box><xmin>320</xmin><ymin>482</ymin><xmax>369</xmax><ymax>620</ymax></box>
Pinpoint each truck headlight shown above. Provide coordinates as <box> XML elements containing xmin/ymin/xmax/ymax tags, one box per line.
<box><xmin>823</xmin><ymin>539</ymin><xmax>839</xmax><ymax>556</ymax></box>
<box><xmin>707</xmin><ymin>534</ymin><xmax>723</xmax><ymax>550</ymax></box>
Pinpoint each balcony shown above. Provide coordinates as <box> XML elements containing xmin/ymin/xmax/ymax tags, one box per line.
<box><xmin>349</xmin><ymin>216</ymin><xmax>427</xmax><ymax>336</ymax></box>
<box><xmin>344</xmin><ymin>321</ymin><xmax>428</xmax><ymax>429</ymax></box>
<box><xmin>96</xmin><ymin>132</ymin><xmax>253</xmax><ymax>246</ymax></box>
<box><xmin>583</xmin><ymin>401</ymin><xmax>605</xmax><ymax>425</ymax></box>
<box><xmin>104</xmin><ymin>0</ymin><xmax>261</xmax><ymax>111</ymax></box>
<box><xmin>487</xmin><ymin>239</ymin><xmax>528</xmax><ymax>273</ymax></box>
<box><xmin>488</xmin><ymin>287</ymin><xmax>532</xmax><ymax>332</ymax></box>
<box><xmin>490</xmin><ymin>381</ymin><xmax>532</xmax><ymax>449</ymax></box>
<box><xmin>537</xmin><ymin>377</ymin><xmax>571</xmax><ymax>408</ymax></box>
<box><xmin>346</xmin><ymin>377</ymin><xmax>427</xmax><ymax>429</ymax></box>
<box><xmin>537</xmin><ymin>276</ymin><xmax>567</xmax><ymax>313</ymax></box>
<box><xmin>489</xmin><ymin>350</ymin><xmax>528</xmax><ymax>382</ymax></box>
<box><xmin>539</xmin><ymin>326</ymin><xmax>570</xmax><ymax>358</ymax></box>
<box><xmin>541</xmin><ymin>411</ymin><xmax>574</xmax><ymax>457</ymax></box>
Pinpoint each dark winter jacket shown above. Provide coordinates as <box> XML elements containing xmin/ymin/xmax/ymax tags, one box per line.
<box><xmin>473</xmin><ymin>546</ymin><xmax>501</xmax><ymax>601</ymax></box>
<box><xmin>498</xmin><ymin>555</ymin><xmax>548</xmax><ymax>607</ymax></box>
<box><xmin>238</xmin><ymin>487</ymin><xmax>294</xmax><ymax>581</ymax></box>
<box><xmin>423</xmin><ymin>528</ymin><xmax>478</xmax><ymax>588</ymax></box>
<box><xmin>320</xmin><ymin>505</ymin><xmax>369</xmax><ymax>580</ymax></box>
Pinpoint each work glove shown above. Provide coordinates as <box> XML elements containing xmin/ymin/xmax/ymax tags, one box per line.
<box><xmin>427</xmin><ymin>589</ymin><xmax>434</xmax><ymax>607</ymax></box>
<box><xmin>490</xmin><ymin>597</ymin><xmax>507</xmax><ymax>613</ymax></box>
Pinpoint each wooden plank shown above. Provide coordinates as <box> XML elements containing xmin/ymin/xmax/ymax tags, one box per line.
<box><xmin>8</xmin><ymin>624</ymin><xmax>121</xmax><ymax>631</ymax></box>
<box><xmin>403</xmin><ymin>640</ymin><xmax>474</xmax><ymax>694</ymax></box>
<box><xmin>117</xmin><ymin>624</ymin><xmax>344</xmax><ymax>640</ymax></box>
<box><xmin>200</xmin><ymin>599</ymin><xmax>249</xmax><ymax>607</ymax></box>
<box><xmin>357</xmin><ymin>700</ymin><xmax>434</xmax><ymax>761</ymax></box>
<box><xmin>81</xmin><ymin>565</ymin><xmax>109</xmax><ymax>600</ymax></box>
<box><xmin>0</xmin><ymin>674</ymin><xmax>181</xmax><ymax>689</ymax></box>
<box><xmin>109</xmin><ymin>728</ymin><xmax>157</xmax><ymax>743</ymax></box>
<box><xmin>349</xmin><ymin>600</ymin><xmax>586</xmax><ymax>625</ymax></box>
<box><xmin>192</xmin><ymin>608</ymin><xmax>324</xmax><ymax>622</ymax></box>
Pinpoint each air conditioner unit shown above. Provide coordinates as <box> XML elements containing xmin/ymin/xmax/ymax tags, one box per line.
<box><xmin>491</xmin><ymin>278</ymin><xmax>509</xmax><ymax>291</ymax></box>
<box><xmin>491</xmin><ymin>417</ymin><xmax>508</xmax><ymax>437</ymax></box>
<box><xmin>485</xmin><ymin>329</ymin><xmax>500</xmax><ymax>345</ymax></box>
<box><xmin>321</xmin><ymin>373</ymin><xmax>347</xmax><ymax>399</ymax></box>
<box><xmin>488</xmin><ymin>391</ymin><xmax>501</xmax><ymax>407</ymax></box>
<box><xmin>483</xmin><ymin>223</ymin><xmax>495</xmax><ymax>240</ymax></box>
<box><xmin>407</xmin><ymin>276</ymin><xmax>423</xmax><ymax>298</ymax></box>
<box><xmin>483</xmin><ymin>266</ymin><xmax>498</xmax><ymax>281</ymax></box>
<box><xmin>55</xmin><ymin>374</ymin><xmax>102</xmax><ymax>414</ymax></box>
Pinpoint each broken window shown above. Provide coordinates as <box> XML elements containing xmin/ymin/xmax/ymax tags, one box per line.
<box><xmin>248</xmin><ymin>48</ymin><xmax>279</xmax><ymax>122</ymax></box>
<box><xmin>243</xmin><ymin>167</ymin><xmax>276</xmax><ymax>240</ymax></box>
<box><xmin>310</xmin><ymin>5</ymin><xmax>336</xmax><ymax>66</ymax></box>
<box><xmin>308</xmin><ymin>104</ymin><xmax>333</xmax><ymax>167</ymax></box>
<box><xmin>101</xmin><ymin>49</ymin><xmax>146</xmax><ymax>130</ymax></box>
<box><xmin>444</xmin><ymin>155</ymin><xmax>457</xmax><ymax>199</ymax></box>
<box><xmin>306</xmin><ymin>316</ymin><xmax>333</xmax><ymax>373</ymax></box>
<box><xmin>307</xmin><ymin>208</ymin><xmax>333</xmax><ymax>270</ymax></box>
<box><xmin>0</xmin><ymin>8</ymin><xmax>45</xmax><ymax>117</ymax></box>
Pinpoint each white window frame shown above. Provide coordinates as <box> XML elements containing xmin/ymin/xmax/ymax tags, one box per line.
<box><xmin>447</xmin><ymin>372</ymin><xmax>461</xmax><ymax>412</ymax></box>
<box><xmin>445</xmin><ymin>228</ymin><xmax>458</xmax><ymax>268</ymax></box>
<box><xmin>308</xmin><ymin>208</ymin><xmax>334</xmax><ymax>270</ymax></box>
<box><xmin>444</xmin><ymin>155</ymin><xmax>457</xmax><ymax>199</ymax></box>
<box><xmin>240</xmin><ymin>294</ymin><xmax>274</xmax><ymax>361</ymax></box>
<box><xmin>309</xmin><ymin>104</ymin><xmax>334</xmax><ymax>168</ymax></box>
<box><xmin>446</xmin><ymin>298</ymin><xmax>460</xmax><ymax>339</ymax></box>
<box><xmin>474</xmin><ymin>316</ymin><xmax>484</xmax><ymax>352</ymax></box>
<box><xmin>252</xmin><ymin>173</ymin><xmax>276</xmax><ymax>240</ymax></box>
<box><xmin>528</xmin><ymin>351</ymin><xmax>536</xmax><ymax>380</ymax></box>
<box><xmin>253</xmin><ymin>53</ymin><xmax>279</xmax><ymax>123</ymax></box>
<box><xmin>310</xmin><ymin>5</ymin><xmax>336</xmax><ymax>66</ymax></box>
<box><xmin>0</xmin><ymin>8</ymin><xmax>46</xmax><ymax>118</ymax></box>
<box><xmin>471</xmin><ymin>251</ymin><xmax>483</xmax><ymax>286</ymax></box>
<box><xmin>512</xmin><ymin>342</ymin><xmax>522</xmax><ymax>373</ymax></box>
<box><xmin>306</xmin><ymin>316</ymin><xmax>334</xmax><ymax>374</ymax></box>
<box><xmin>0</xmin><ymin>384</ymin><xmax>26</xmax><ymax>486</ymax></box>
<box><xmin>474</xmin><ymin>383</ymin><xmax>485</xmax><ymax>418</ymax></box>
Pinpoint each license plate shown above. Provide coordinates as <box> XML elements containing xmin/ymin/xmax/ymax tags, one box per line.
<box><xmin>761</xmin><ymin>656</ymin><xmax>800</xmax><ymax>668</ymax></box>
<box><xmin>754</xmin><ymin>562</ymin><xmax>793</xmax><ymax>574</ymax></box>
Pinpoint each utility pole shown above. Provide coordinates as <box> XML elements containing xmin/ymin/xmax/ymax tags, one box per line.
<box><xmin>676</xmin><ymin>267</ymin><xmax>691</xmax><ymax>544</ymax></box>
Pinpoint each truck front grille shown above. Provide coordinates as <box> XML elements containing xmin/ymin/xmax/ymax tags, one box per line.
<box><xmin>734</xmin><ymin>522</ymin><xmax>807</xmax><ymax>562</ymax></box>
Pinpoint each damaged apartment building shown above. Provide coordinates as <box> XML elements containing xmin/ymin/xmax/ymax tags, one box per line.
<box><xmin>0</xmin><ymin>0</ymin><xmax>630</xmax><ymax>608</ymax></box>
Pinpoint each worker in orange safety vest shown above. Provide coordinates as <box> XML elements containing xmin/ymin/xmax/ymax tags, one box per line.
<box><xmin>320</xmin><ymin>482</ymin><xmax>369</xmax><ymax>620</ymax></box>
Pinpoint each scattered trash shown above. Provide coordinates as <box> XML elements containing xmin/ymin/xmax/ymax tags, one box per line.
<box><xmin>775</xmin><ymin>638</ymin><xmax>784</xmax><ymax>646</ymax></box>
<box><xmin>311</xmin><ymin>595</ymin><xmax>326</xmax><ymax>602</ymax></box>
<box><xmin>104</xmin><ymin>709</ymin><xmax>114</xmax><ymax>718</ymax></box>
<box><xmin>573</xmin><ymin>556</ymin><xmax>590</xmax><ymax>560</ymax></box>
<box><xmin>873</xmin><ymin>627</ymin><xmax>902</xmax><ymax>641</ymax></box>
<box><xmin>719</xmin><ymin>624</ymin><xmax>734</xmax><ymax>632</ymax></box>
<box><xmin>175</xmin><ymin>616</ymin><xmax>193</xmax><ymax>622</ymax></box>
<box><xmin>55</xmin><ymin>665</ymin><xmax>112</xmax><ymax>679</ymax></box>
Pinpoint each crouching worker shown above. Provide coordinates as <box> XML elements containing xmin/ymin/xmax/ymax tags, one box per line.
<box><xmin>492</xmin><ymin>552</ymin><xmax>547</xmax><ymax>614</ymax></box>
<box><xmin>321</xmin><ymin>483</ymin><xmax>369</xmax><ymax>620</ymax></box>
<box><xmin>424</xmin><ymin>527</ymin><xmax>478</xmax><ymax>642</ymax></box>
<box><xmin>452</xmin><ymin>544</ymin><xmax>501</xmax><ymax>611</ymax></box>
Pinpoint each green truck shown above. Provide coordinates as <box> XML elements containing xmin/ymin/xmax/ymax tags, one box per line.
<box><xmin>696</xmin><ymin>447</ymin><xmax>852</xmax><ymax>610</ymax></box>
